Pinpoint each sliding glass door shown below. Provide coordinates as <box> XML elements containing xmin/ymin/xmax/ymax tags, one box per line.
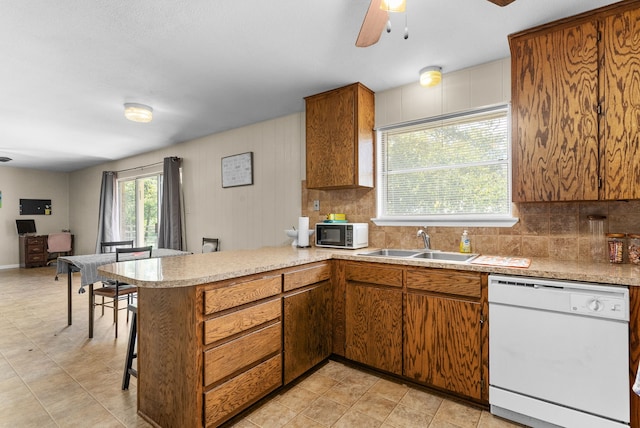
<box><xmin>117</xmin><ymin>174</ymin><xmax>162</xmax><ymax>247</ymax></box>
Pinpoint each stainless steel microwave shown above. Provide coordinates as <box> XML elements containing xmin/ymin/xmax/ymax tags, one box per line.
<box><xmin>315</xmin><ymin>223</ymin><xmax>368</xmax><ymax>249</ymax></box>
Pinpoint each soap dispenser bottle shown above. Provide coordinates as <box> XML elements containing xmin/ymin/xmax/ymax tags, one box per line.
<box><xmin>460</xmin><ymin>230</ymin><xmax>471</xmax><ymax>253</ymax></box>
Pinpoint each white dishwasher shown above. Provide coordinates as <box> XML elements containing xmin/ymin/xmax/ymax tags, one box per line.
<box><xmin>488</xmin><ymin>274</ymin><xmax>630</xmax><ymax>428</ymax></box>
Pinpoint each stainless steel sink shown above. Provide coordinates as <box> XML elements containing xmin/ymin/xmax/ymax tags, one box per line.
<box><xmin>359</xmin><ymin>249</ymin><xmax>422</xmax><ymax>257</ymax></box>
<box><xmin>409</xmin><ymin>251</ymin><xmax>477</xmax><ymax>262</ymax></box>
<box><xmin>359</xmin><ymin>249</ymin><xmax>477</xmax><ymax>262</ymax></box>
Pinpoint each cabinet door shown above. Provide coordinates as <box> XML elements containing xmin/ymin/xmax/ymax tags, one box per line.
<box><xmin>306</xmin><ymin>85</ymin><xmax>356</xmax><ymax>189</ymax></box>
<box><xmin>602</xmin><ymin>7</ymin><xmax>640</xmax><ymax>199</ymax></box>
<box><xmin>345</xmin><ymin>282</ymin><xmax>402</xmax><ymax>375</ymax></box>
<box><xmin>283</xmin><ymin>280</ymin><xmax>332</xmax><ymax>384</ymax></box>
<box><xmin>305</xmin><ymin>83</ymin><xmax>374</xmax><ymax>189</ymax></box>
<box><xmin>511</xmin><ymin>20</ymin><xmax>599</xmax><ymax>202</ymax></box>
<box><xmin>404</xmin><ymin>293</ymin><xmax>482</xmax><ymax>400</ymax></box>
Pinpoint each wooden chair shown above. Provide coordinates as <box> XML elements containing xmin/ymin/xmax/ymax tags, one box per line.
<box><xmin>100</xmin><ymin>240</ymin><xmax>134</xmax><ymax>253</ymax></box>
<box><xmin>92</xmin><ymin>245</ymin><xmax>151</xmax><ymax>338</ymax></box>
<box><xmin>97</xmin><ymin>240</ymin><xmax>134</xmax><ymax>309</ymax></box>
<box><xmin>202</xmin><ymin>237</ymin><xmax>220</xmax><ymax>253</ymax></box>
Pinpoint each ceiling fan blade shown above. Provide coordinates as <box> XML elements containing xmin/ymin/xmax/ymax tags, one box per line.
<box><xmin>356</xmin><ymin>0</ymin><xmax>389</xmax><ymax>47</ymax></box>
<box><xmin>486</xmin><ymin>0</ymin><xmax>517</xmax><ymax>6</ymax></box>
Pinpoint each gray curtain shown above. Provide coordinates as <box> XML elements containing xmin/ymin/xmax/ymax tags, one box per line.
<box><xmin>95</xmin><ymin>171</ymin><xmax>118</xmax><ymax>253</ymax></box>
<box><xmin>158</xmin><ymin>157</ymin><xmax>183</xmax><ymax>250</ymax></box>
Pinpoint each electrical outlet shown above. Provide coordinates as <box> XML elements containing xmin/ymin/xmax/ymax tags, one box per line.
<box><xmin>313</xmin><ymin>200</ymin><xmax>320</xmax><ymax>211</ymax></box>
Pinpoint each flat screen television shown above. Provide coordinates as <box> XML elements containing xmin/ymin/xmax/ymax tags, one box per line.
<box><xmin>16</xmin><ymin>219</ymin><xmax>36</xmax><ymax>235</ymax></box>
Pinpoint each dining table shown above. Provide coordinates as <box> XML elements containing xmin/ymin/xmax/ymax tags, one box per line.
<box><xmin>56</xmin><ymin>248</ymin><xmax>190</xmax><ymax>338</ymax></box>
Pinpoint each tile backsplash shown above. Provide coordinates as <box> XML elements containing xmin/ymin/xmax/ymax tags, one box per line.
<box><xmin>302</xmin><ymin>181</ymin><xmax>640</xmax><ymax>261</ymax></box>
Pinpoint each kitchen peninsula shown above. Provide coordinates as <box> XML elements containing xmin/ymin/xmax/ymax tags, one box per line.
<box><xmin>98</xmin><ymin>246</ymin><xmax>640</xmax><ymax>428</ymax></box>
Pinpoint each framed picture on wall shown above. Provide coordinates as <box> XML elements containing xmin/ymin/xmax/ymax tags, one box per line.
<box><xmin>222</xmin><ymin>152</ymin><xmax>253</xmax><ymax>188</ymax></box>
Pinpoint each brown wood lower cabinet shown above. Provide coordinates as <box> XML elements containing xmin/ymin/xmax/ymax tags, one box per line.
<box><xmin>137</xmin><ymin>273</ymin><xmax>284</xmax><ymax>428</ymax></box>
<box><xmin>404</xmin><ymin>293</ymin><xmax>483</xmax><ymax>399</ymax></box>
<box><xmin>283</xmin><ymin>262</ymin><xmax>333</xmax><ymax>384</ymax></box>
<box><xmin>404</xmin><ymin>269</ymin><xmax>488</xmax><ymax>401</ymax></box>
<box><xmin>344</xmin><ymin>262</ymin><xmax>403</xmax><ymax>376</ymax></box>
<box><xmin>136</xmin><ymin>259</ymin><xmax>491</xmax><ymax>428</ymax></box>
<box><xmin>337</xmin><ymin>262</ymin><xmax>488</xmax><ymax>402</ymax></box>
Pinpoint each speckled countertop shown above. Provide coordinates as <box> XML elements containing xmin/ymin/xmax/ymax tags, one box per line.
<box><xmin>97</xmin><ymin>246</ymin><xmax>640</xmax><ymax>288</ymax></box>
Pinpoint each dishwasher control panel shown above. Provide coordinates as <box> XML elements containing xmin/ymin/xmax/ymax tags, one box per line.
<box><xmin>570</xmin><ymin>293</ymin><xmax>627</xmax><ymax>320</ymax></box>
<box><xmin>489</xmin><ymin>274</ymin><xmax>629</xmax><ymax>322</ymax></box>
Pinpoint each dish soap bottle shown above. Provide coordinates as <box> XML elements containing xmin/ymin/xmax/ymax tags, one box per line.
<box><xmin>460</xmin><ymin>230</ymin><xmax>471</xmax><ymax>253</ymax></box>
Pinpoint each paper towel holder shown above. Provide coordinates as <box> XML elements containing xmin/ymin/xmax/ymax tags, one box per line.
<box><xmin>296</xmin><ymin>230</ymin><xmax>314</xmax><ymax>248</ymax></box>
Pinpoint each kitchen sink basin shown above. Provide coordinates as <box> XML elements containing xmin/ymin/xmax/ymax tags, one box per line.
<box><xmin>409</xmin><ymin>251</ymin><xmax>478</xmax><ymax>262</ymax></box>
<box><xmin>359</xmin><ymin>249</ymin><xmax>422</xmax><ymax>257</ymax></box>
<box><xmin>359</xmin><ymin>249</ymin><xmax>477</xmax><ymax>262</ymax></box>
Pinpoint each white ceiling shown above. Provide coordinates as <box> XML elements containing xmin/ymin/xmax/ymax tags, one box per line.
<box><xmin>0</xmin><ymin>0</ymin><xmax>618</xmax><ymax>172</ymax></box>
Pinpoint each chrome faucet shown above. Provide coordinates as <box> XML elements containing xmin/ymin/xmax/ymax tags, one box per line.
<box><xmin>417</xmin><ymin>229</ymin><xmax>430</xmax><ymax>250</ymax></box>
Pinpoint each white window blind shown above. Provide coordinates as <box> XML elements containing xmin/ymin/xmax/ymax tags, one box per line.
<box><xmin>376</xmin><ymin>105</ymin><xmax>514</xmax><ymax>225</ymax></box>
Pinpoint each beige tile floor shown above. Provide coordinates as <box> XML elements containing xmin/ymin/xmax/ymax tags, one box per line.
<box><xmin>0</xmin><ymin>266</ymin><xmax>523</xmax><ymax>428</ymax></box>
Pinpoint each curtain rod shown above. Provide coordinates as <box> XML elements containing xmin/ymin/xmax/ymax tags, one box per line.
<box><xmin>115</xmin><ymin>156</ymin><xmax>180</xmax><ymax>173</ymax></box>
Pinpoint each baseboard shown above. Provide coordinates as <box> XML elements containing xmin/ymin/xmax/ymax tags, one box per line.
<box><xmin>0</xmin><ymin>264</ymin><xmax>20</xmax><ymax>270</ymax></box>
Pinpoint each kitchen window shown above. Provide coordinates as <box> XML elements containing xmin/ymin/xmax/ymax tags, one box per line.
<box><xmin>374</xmin><ymin>104</ymin><xmax>517</xmax><ymax>227</ymax></box>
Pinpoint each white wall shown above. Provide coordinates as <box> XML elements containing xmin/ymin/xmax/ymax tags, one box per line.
<box><xmin>375</xmin><ymin>58</ymin><xmax>511</xmax><ymax>127</ymax></box>
<box><xmin>68</xmin><ymin>112</ymin><xmax>304</xmax><ymax>255</ymax></box>
<box><xmin>0</xmin><ymin>166</ymin><xmax>70</xmax><ymax>267</ymax></box>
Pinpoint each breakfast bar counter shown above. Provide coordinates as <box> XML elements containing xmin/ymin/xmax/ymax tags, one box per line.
<box><xmin>98</xmin><ymin>245</ymin><xmax>640</xmax><ymax>289</ymax></box>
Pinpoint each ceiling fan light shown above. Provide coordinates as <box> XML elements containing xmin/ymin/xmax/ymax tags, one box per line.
<box><xmin>124</xmin><ymin>103</ymin><xmax>153</xmax><ymax>123</ymax></box>
<box><xmin>380</xmin><ymin>0</ymin><xmax>406</xmax><ymax>12</ymax></box>
<box><xmin>419</xmin><ymin>66</ymin><xmax>442</xmax><ymax>87</ymax></box>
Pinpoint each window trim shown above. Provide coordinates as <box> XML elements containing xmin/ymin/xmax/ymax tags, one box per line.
<box><xmin>372</xmin><ymin>103</ymin><xmax>518</xmax><ymax>228</ymax></box>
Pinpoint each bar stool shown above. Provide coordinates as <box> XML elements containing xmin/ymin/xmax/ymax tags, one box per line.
<box><xmin>122</xmin><ymin>303</ymin><xmax>138</xmax><ymax>390</ymax></box>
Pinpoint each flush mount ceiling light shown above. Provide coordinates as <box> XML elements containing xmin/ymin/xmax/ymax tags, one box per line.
<box><xmin>380</xmin><ymin>0</ymin><xmax>406</xmax><ymax>12</ymax></box>
<box><xmin>419</xmin><ymin>66</ymin><xmax>442</xmax><ymax>88</ymax></box>
<box><xmin>124</xmin><ymin>103</ymin><xmax>153</xmax><ymax>123</ymax></box>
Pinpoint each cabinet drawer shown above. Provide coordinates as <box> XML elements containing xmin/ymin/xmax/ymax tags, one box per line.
<box><xmin>204</xmin><ymin>322</ymin><xmax>281</xmax><ymax>386</ymax></box>
<box><xmin>204</xmin><ymin>354</ymin><xmax>282</xmax><ymax>427</ymax></box>
<box><xmin>406</xmin><ymin>269</ymin><xmax>481</xmax><ymax>298</ymax></box>
<box><xmin>27</xmin><ymin>254</ymin><xmax>46</xmax><ymax>262</ymax></box>
<box><xmin>204</xmin><ymin>275</ymin><xmax>281</xmax><ymax>315</ymax></box>
<box><xmin>204</xmin><ymin>298</ymin><xmax>281</xmax><ymax>345</ymax></box>
<box><xmin>345</xmin><ymin>263</ymin><xmax>403</xmax><ymax>288</ymax></box>
<box><xmin>283</xmin><ymin>262</ymin><xmax>331</xmax><ymax>292</ymax></box>
<box><xmin>27</xmin><ymin>245</ymin><xmax>44</xmax><ymax>254</ymax></box>
<box><xmin>27</xmin><ymin>237</ymin><xmax>45</xmax><ymax>246</ymax></box>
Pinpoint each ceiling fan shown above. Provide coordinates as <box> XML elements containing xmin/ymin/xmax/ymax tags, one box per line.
<box><xmin>356</xmin><ymin>0</ymin><xmax>517</xmax><ymax>47</ymax></box>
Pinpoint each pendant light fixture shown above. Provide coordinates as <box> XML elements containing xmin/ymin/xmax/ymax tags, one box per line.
<box><xmin>124</xmin><ymin>103</ymin><xmax>153</xmax><ymax>123</ymax></box>
<box><xmin>380</xmin><ymin>0</ymin><xmax>406</xmax><ymax>12</ymax></box>
<box><xmin>381</xmin><ymin>0</ymin><xmax>408</xmax><ymax>38</ymax></box>
<box><xmin>419</xmin><ymin>66</ymin><xmax>442</xmax><ymax>87</ymax></box>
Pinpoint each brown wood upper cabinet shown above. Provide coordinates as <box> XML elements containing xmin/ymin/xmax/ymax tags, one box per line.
<box><xmin>305</xmin><ymin>82</ymin><xmax>375</xmax><ymax>189</ymax></box>
<box><xmin>510</xmin><ymin>1</ymin><xmax>640</xmax><ymax>202</ymax></box>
